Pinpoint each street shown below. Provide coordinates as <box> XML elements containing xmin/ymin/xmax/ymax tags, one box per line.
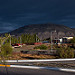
<box><xmin>0</xmin><ymin>67</ymin><xmax>75</xmax><ymax>75</ymax></box>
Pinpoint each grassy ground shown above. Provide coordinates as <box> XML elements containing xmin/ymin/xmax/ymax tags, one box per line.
<box><xmin>13</xmin><ymin>45</ymin><xmax>36</xmax><ymax>52</ymax></box>
<box><xmin>13</xmin><ymin>43</ymin><xmax>51</xmax><ymax>52</ymax></box>
<box><xmin>4</xmin><ymin>53</ymin><xmax>56</xmax><ymax>60</ymax></box>
<box><xmin>0</xmin><ymin>44</ymin><xmax>57</xmax><ymax>60</ymax></box>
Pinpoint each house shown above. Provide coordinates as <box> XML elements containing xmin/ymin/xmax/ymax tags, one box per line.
<box><xmin>53</xmin><ymin>37</ymin><xmax>73</xmax><ymax>44</ymax></box>
<box><xmin>62</xmin><ymin>37</ymin><xmax>73</xmax><ymax>43</ymax></box>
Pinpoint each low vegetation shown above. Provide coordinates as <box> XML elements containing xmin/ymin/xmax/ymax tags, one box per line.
<box><xmin>0</xmin><ymin>43</ymin><xmax>12</xmax><ymax>59</ymax></box>
<box><xmin>2</xmin><ymin>53</ymin><xmax>56</xmax><ymax>60</ymax></box>
<box><xmin>56</xmin><ymin>47</ymin><xmax>74</xmax><ymax>58</ymax></box>
<box><xmin>0</xmin><ymin>33</ymin><xmax>75</xmax><ymax>59</ymax></box>
<box><xmin>34</xmin><ymin>45</ymin><xmax>48</xmax><ymax>50</ymax></box>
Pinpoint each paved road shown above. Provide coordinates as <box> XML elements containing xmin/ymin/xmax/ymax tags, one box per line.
<box><xmin>0</xmin><ymin>67</ymin><xmax>75</xmax><ymax>75</ymax></box>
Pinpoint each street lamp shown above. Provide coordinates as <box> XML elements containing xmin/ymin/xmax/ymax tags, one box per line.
<box><xmin>50</xmin><ymin>30</ymin><xmax>56</xmax><ymax>51</ymax></box>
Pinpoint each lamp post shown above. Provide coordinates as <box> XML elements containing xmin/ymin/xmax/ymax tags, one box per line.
<box><xmin>50</xmin><ymin>30</ymin><xmax>56</xmax><ymax>51</ymax></box>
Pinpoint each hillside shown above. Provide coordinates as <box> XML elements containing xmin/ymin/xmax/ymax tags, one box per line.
<box><xmin>9</xmin><ymin>23</ymin><xmax>75</xmax><ymax>40</ymax></box>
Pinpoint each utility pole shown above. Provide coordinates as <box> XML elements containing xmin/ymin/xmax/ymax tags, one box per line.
<box><xmin>36</xmin><ymin>34</ymin><xmax>37</xmax><ymax>43</ymax></box>
<box><xmin>10</xmin><ymin>36</ymin><xmax>11</xmax><ymax>46</ymax></box>
<box><xmin>50</xmin><ymin>30</ymin><xmax>56</xmax><ymax>51</ymax></box>
<box><xmin>20</xmin><ymin>36</ymin><xmax>22</xmax><ymax>44</ymax></box>
<box><xmin>10</xmin><ymin>35</ymin><xmax>15</xmax><ymax>46</ymax></box>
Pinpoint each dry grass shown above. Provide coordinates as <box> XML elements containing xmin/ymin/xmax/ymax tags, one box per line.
<box><xmin>0</xmin><ymin>44</ymin><xmax>56</xmax><ymax>60</ymax></box>
<box><xmin>0</xmin><ymin>52</ymin><xmax>56</xmax><ymax>60</ymax></box>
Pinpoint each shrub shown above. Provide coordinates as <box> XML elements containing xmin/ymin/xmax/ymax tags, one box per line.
<box><xmin>0</xmin><ymin>43</ymin><xmax>13</xmax><ymax>57</ymax></box>
<box><xmin>34</xmin><ymin>45</ymin><xmax>48</xmax><ymax>50</ymax></box>
<box><xmin>56</xmin><ymin>47</ymin><xmax>74</xmax><ymax>58</ymax></box>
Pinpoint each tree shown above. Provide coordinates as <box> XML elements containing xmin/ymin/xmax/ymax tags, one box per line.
<box><xmin>4</xmin><ymin>33</ymin><xmax>9</xmax><ymax>37</ymax></box>
<box><xmin>0</xmin><ymin>43</ymin><xmax>13</xmax><ymax>75</ymax></box>
<box><xmin>70</xmin><ymin>37</ymin><xmax>75</xmax><ymax>48</ymax></box>
<box><xmin>1</xmin><ymin>43</ymin><xmax>12</xmax><ymax>58</ymax></box>
<box><xmin>21</xmin><ymin>33</ymin><xmax>40</xmax><ymax>43</ymax></box>
<box><xmin>71</xmin><ymin>37</ymin><xmax>75</xmax><ymax>43</ymax></box>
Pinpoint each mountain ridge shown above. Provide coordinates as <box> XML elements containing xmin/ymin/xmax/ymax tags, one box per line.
<box><xmin>8</xmin><ymin>23</ymin><xmax>75</xmax><ymax>40</ymax></box>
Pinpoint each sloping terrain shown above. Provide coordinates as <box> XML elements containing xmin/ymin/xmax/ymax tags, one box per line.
<box><xmin>7</xmin><ymin>23</ymin><xmax>75</xmax><ymax>39</ymax></box>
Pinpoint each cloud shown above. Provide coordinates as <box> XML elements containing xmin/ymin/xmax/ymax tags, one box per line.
<box><xmin>0</xmin><ymin>0</ymin><xmax>75</xmax><ymax>33</ymax></box>
<box><xmin>0</xmin><ymin>22</ymin><xmax>20</xmax><ymax>33</ymax></box>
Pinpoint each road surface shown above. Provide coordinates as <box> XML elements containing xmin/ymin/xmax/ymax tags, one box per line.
<box><xmin>0</xmin><ymin>67</ymin><xmax>75</xmax><ymax>75</ymax></box>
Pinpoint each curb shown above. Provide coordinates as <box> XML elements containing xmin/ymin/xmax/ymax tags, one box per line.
<box><xmin>2</xmin><ymin>58</ymin><xmax>75</xmax><ymax>63</ymax></box>
<box><xmin>0</xmin><ymin>64</ymin><xmax>10</xmax><ymax>67</ymax></box>
<box><xmin>0</xmin><ymin>64</ymin><xmax>75</xmax><ymax>73</ymax></box>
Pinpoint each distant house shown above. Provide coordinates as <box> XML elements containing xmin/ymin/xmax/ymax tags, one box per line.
<box><xmin>62</xmin><ymin>37</ymin><xmax>73</xmax><ymax>43</ymax></box>
<box><xmin>53</xmin><ymin>37</ymin><xmax>73</xmax><ymax>44</ymax></box>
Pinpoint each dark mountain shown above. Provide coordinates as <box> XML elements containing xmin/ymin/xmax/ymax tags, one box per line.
<box><xmin>9</xmin><ymin>23</ymin><xmax>75</xmax><ymax>40</ymax></box>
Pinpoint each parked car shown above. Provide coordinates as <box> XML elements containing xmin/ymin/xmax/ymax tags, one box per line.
<box><xmin>12</xmin><ymin>43</ymin><xmax>22</xmax><ymax>48</ymax></box>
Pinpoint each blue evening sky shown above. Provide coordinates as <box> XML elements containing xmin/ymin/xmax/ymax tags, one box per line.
<box><xmin>0</xmin><ymin>0</ymin><xmax>75</xmax><ymax>33</ymax></box>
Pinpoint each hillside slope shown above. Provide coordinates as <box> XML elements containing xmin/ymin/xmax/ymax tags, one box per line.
<box><xmin>9</xmin><ymin>23</ymin><xmax>75</xmax><ymax>39</ymax></box>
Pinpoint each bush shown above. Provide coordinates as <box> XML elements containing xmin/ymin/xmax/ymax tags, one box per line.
<box><xmin>56</xmin><ymin>47</ymin><xmax>74</xmax><ymax>58</ymax></box>
<box><xmin>34</xmin><ymin>45</ymin><xmax>48</xmax><ymax>50</ymax></box>
<box><xmin>0</xmin><ymin>43</ymin><xmax>13</xmax><ymax>57</ymax></box>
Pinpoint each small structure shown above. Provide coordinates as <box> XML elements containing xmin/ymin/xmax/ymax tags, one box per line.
<box><xmin>53</xmin><ymin>37</ymin><xmax>73</xmax><ymax>44</ymax></box>
<box><xmin>62</xmin><ymin>37</ymin><xmax>73</xmax><ymax>43</ymax></box>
